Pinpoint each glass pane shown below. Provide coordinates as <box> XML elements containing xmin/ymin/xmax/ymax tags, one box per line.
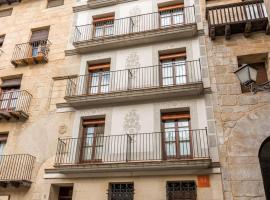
<box><xmin>83</xmin><ymin>147</ymin><xmax>92</xmax><ymax>160</ymax></box>
<box><xmin>178</xmin><ymin>120</ymin><xmax>189</xmax><ymax>127</ymax></box>
<box><xmin>0</xmin><ymin>141</ymin><xmax>6</xmax><ymax>156</ymax></box>
<box><xmin>178</xmin><ymin>130</ymin><xmax>190</xmax><ymax>141</ymax></box>
<box><xmin>179</xmin><ymin>142</ymin><xmax>191</xmax><ymax>156</ymax></box>
<box><xmin>105</xmin><ymin>25</ymin><xmax>114</xmax><ymax>36</ymax></box>
<box><xmin>164</xmin><ymin>121</ymin><xmax>175</xmax><ymax>128</ymax></box>
<box><xmin>166</xmin><ymin>143</ymin><xmax>176</xmax><ymax>156</ymax></box>
<box><xmin>165</xmin><ymin>130</ymin><xmax>176</xmax><ymax>142</ymax></box>
<box><xmin>91</xmin><ymin>74</ymin><xmax>99</xmax><ymax>86</ymax></box>
<box><xmin>173</xmin><ymin>9</ymin><xmax>184</xmax><ymax>24</ymax></box>
<box><xmin>95</xmin><ymin>26</ymin><xmax>104</xmax><ymax>37</ymax></box>
<box><xmin>160</xmin><ymin>12</ymin><xmax>171</xmax><ymax>27</ymax></box>
<box><xmin>32</xmin><ymin>47</ymin><xmax>39</xmax><ymax>57</ymax></box>
<box><xmin>94</xmin><ymin>146</ymin><xmax>103</xmax><ymax>159</ymax></box>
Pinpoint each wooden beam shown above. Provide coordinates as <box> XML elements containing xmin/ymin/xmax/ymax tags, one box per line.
<box><xmin>210</xmin><ymin>27</ymin><xmax>215</xmax><ymax>40</ymax></box>
<box><xmin>225</xmin><ymin>25</ymin><xmax>231</xmax><ymax>40</ymax></box>
<box><xmin>0</xmin><ymin>182</ymin><xmax>7</xmax><ymax>188</ymax></box>
<box><xmin>10</xmin><ymin>181</ymin><xmax>20</xmax><ymax>188</ymax></box>
<box><xmin>244</xmin><ymin>22</ymin><xmax>252</xmax><ymax>37</ymax></box>
<box><xmin>9</xmin><ymin>112</ymin><xmax>20</xmax><ymax>120</ymax></box>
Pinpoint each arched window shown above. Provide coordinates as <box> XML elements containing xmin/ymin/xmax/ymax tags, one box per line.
<box><xmin>259</xmin><ymin>137</ymin><xmax>270</xmax><ymax>200</ymax></box>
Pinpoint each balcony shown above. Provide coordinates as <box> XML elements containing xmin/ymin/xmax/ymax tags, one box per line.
<box><xmin>64</xmin><ymin>60</ymin><xmax>203</xmax><ymax>108</ymax></box>
<box><xmin>52</xmin><ymin>129</ymin><xmax>210</xmax><ymax>174</ymax></box>
<box><xmin>0</xmin><ymin>90</ymin><xmax>32</xmax><ymax>121</ymax></box>
<box><xmin>207</xmin><ymin>0</ymin><xmax>269</xmax><ymax>40</ymax></box>
<box><xmin>0</xmin><ymin>0</ymin><xmax>20</xmax><ymax>5</ymax></box>
<box><xmin>88</xmin><ymin>0</ymin><xmax>137</xmax><ymax>8</ymax></box>
<box><xmin>11</xmin><ymin>40</ymin><xmax>51</xmax><ymax>67</ymax></box>
<box><xmin>72</xmin><ymin>6</ymin><xmax>196</xmax><ymax>53</ymax></box>
<box><xmin>0</xmin><ymin>154</ymin><xmax>35</xmax><ymax>188</ymax></box>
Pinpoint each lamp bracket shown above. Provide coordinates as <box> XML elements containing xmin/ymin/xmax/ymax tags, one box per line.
<box><xmin>246</xmin><ymin>81</ymin><xmax>270</xmax><ymax>94</ymax></box>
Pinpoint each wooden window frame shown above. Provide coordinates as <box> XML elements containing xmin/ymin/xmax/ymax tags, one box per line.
<box><xmin>79</xmin><ymin>118</ymin><xmax>105</xmax><ymax>163</ymax></box>
<box><xmin>159</xmin><ymin>52</ymin><xmax>188</xmax><ymax>87</ymax></box>
<box><xmin>159</xmin><ymin>4</ymin><xmax>185</xmax><ymax>27</ymax></box>
<box><xmin>87</xmin><ymin>63</ymin><xmax>110</xmax><ymax>95</ymax></box>
<box><xmin>93</xmin><ymin>16</ymin><xmax>115</xmax><ymax>38</ymax></box>
<box><xmin>161</xmin><ymin>112</ymin><xmax>193</xmax><ymax>160</ymax></box>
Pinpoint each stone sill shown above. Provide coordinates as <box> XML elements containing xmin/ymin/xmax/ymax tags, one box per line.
<box><xmin>44</xmin><ymin>159</ymin><xmax>221</xmax><ymax>178</ymax></box>
<box><xmin>62</xmin><ymin>82</ymin><xmax>204</xmax><ymax>109</ymax></box>
<box><xmin>69</xmin><ymin>24</ymin><xmax>197</xmax><ymax>54</ymax></box>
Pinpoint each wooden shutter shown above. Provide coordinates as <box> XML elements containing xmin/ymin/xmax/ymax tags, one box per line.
<box><xmin>158</xmin><ymin>4</ymin><xmax>184</xmax><ymax>12</ymax></box>
<box><xmin>47</xmin><ymin>0</ymin><xmax>64</xmax><ymax>8</ymax></box>
<box><xmin>82</xmin><ymin>118</ymin><xmax>105</xmax><ymax>126</ymax></box>
<box><xmin>0</xmin><ymin>8</ymin><xmax>12</xmax><ymax>18</ymax></box>
<box><xmin>93</xmin><ymin>16</ymin><xmax>114</xmax><ymax>23</ymax></box>
<box><xmin>0</xmin><ymin>134</ymin><xmax>8</xmax><ymax>142</ymax></box>
<box><xmin>159</xmin><ymin>52</ymin><xmax>186</xmax><ymax>60</ymax></box>
<box><xmin>88</xmin><ymin>63</ymin><xmax>110</xmax><ymax>72</ymax></box>
<box><xmin>30</xmin><ymin>29</ymin><xmax>49</xmax><ymax>42</ymax></box>
<box><xmin>161</xmin><ymin>112</ymin><xmax>190</xmax><ymax>120</ymax></box>
<box><xmin>1</xmin><ymin>78</ymin><xmax>21</xmax><ymax>89</ymax></box>
<box><xmin>0</xmin><ymin>35</ymin><xmax>5</xmax><ymax>47</ymax></box>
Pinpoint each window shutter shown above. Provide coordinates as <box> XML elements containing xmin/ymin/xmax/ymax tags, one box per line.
<box><xmin>30</xmin><ymin>29</ymin><xmax>49</xmax><ymax>42</ymax></box>
<box><xmin>82</xmin><ymin>118</ymin><xmax>105</xmax><ymax>125</ymax></box>
<box><xmin>159</xmin><ymin>52</ymin><xmax>186</xmax><ymax>60</ymax></box>
<box><xmin>161</xmin><ymin>112</ymin><xmax>190</xmax><ymax>120</ymax></box>
<box><xmin>93</xmin><ymin>16</ymin><xmax>114</xmax><ymax>23</ymax></box>
<box><xmin>0</xmin><ymin>35</ymin><xmax>5</xmax><ymax>47</ymax></box>
<box><xmin>88</xmin><ymin>63</ymin><xmax>110</xmax><ymax>72</ymax></box>
<box><xmin>0</xmin><ymin>8</ymin><xmax>12</xmax><ymax>18</ymax></box>
<box><xmin>0</xmin><ymin>134</ymin><xmax>8</xmax><ymax>142</ymax></box>
<box><xmin>47</xmin><ymin>0</ymin><xmax>64</xmax><ymax>8</ymax></box>
<box><xmin>1</xmin><ymin>78</ymin><xmax>21</xmax><ymax>89</ymax></box>
<box><xmin>158</xmin><ymin>4</ymin><xmax>184</xmax><ymax>12</ymax></box>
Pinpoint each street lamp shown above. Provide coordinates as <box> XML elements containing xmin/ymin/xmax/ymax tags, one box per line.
<box><xmin>234</xmin><ymin>64</ymin><xmax>270</xmax><ymax>93</ymax></box>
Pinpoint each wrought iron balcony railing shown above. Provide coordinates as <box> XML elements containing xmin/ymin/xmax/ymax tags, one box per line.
<box><xmin>0</xmin><ymin>154</ymin><xmax>35</xmax><ymax>187</ymax></box>
<box><xmin>11</xmin><ymin>39</ymin><xmax>51</xmax><ymax>67</ymax></box>
<box><xmin>0</xmin><ymin>90</ymin><xmax>32</xmax><ymax>121</ymax></box>
<box><xmin>66</xmin><ymin>60</ymin><xmax>202</xmax><ymax>99</ymax></box>
<box><xmin>54</xmin><ymin>129</ymin><xmax>209</xmax><ymax>167</ymax></box>
<box><xmin>207</xmin><ymin>0</ymin><xmax>269</xmax><ymax>39</ymax></box>
<box><xmin>73</xmin><ymin>6</ymin><xmax>196</xmax><ymax>44</ymax></box>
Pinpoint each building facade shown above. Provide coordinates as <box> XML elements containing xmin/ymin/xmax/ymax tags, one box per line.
<box><xmin>0</xmin><ymin>0</ymin><xmax>269</xmax><ymax>200</ymax></box>
<box><xmin>205</xmin><ymin>0</ymin><xmax>270</xmax><ymax>199</ymax></box>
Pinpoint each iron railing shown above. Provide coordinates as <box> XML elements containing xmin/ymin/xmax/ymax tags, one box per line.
<box><xmin>11</xmin><ymin>39</ymin><xmax>51</xmax><ymax>64</ymax></box>
<box><xmin>0</xmin><ymin>154</ymin><xmax>35</xmax><ymax>182</ymax></box>
<box><xmin>166</xmin><ymin>181</ymin><xmax>197</xmax><ymax>200</ymax></box>
<box><xmin>74</xmin><ymin>6</ymin><xmax>196</xmax><ymax>43</ymax></box>
<box><xmin>207</xmin><ymin>0</ymin><xmax>268</xmax><ymax>27</ymax></box>
<box><xmin>55</xmin><ymin>129</ymin><xmax>209</xmax><ymax>166</ymax></box>
<box><xmin>108</xmin><ymin>183</ymin><xmax>134</xmax><ymax>200</ymax></box>
<box><xmin>0</xmin><ymin>90</ymin><xmax>32</xmax><ymax>115</ymax></box>
<box><xmin>66</xmin><ymin>60</ymin><xmax>202</xmax><ymax>97</ymax></box>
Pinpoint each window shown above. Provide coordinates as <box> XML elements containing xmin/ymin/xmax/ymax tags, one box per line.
<box><xmin>30</xmin><ymin>28</ymin><xmax>50</xmax><ymax>57</ymax></box>
<box><xmin>161</xmin><ymin>111</ymin><xmax>192</xmax><ymax>159</ymax></box>
<box><xmin>47</xmin><ymin>0</ymin><xmax>64</xmax><ymax>8</ymax></box>
<box><xmin>80</xmin><ymin>118</ymin><xmax>105</xmax><ymax>163</ymax></box>
<box><xmin>159</xmin><ymin>4</ymin><xmax>184</xmax><ymax>27</ymax></box>
<box><xmin>0</xmin><ymin>35</ymin><xmax>5</xmax><ymax>48</ymax></box>
<box><xmin>0</xmin><ymin>8</ymin><xmax>12</xmax><ymax>18</ymax></box>
<box><xmin>88</xmin><ymin>63</ymin><xmax>110</xmax><ymax>94</ymax></box>
<box><xmin>108</xmin><ymin>183</ymin><xmax>134</xmax><ymax>200</ymax></box>
<box><xmin>58</xmin><ymin>186</ymin><xmax>73</xmax><ymax>200</ymax></box>
<box><xmin>93</xmin><ymin>16</ymin><xmax>114</xmax><ymax>38</ymax></box>
<box><xmin>160</xmin><ymin>52</ymin><xmax>187</xmax><ymax>86</ymax></box>
<box><xmin>166</xmin><ymin>181</ymin><xmax>197</xmax><ymax>200</ymax></box>
<box><xmin>0</xmin><ymin>134</ymin><xmax>8</xmax><ymax>156</ymax></box>
<box><xmin>0</xmin><ymin>77</ymin><xmax>21</xmax><ymax>111</ymax></box>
